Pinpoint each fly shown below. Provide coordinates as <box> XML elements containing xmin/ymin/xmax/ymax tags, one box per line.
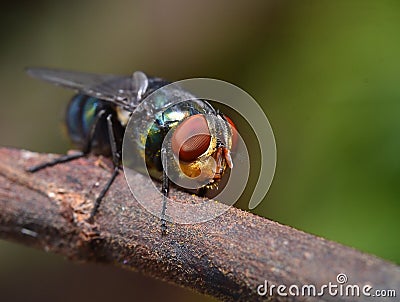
<box><xmin>26</xmin><ymin>68</ymin><xmax>236</xmax><ymax>234</ymax></box>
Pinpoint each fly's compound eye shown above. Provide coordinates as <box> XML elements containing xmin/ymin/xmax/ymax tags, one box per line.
<box><xmin>171</xmin><ymin>114</ymin><xmax>211</xmax><ymax>162</ymax></box>
<box><xmin>223</xmin><ymin>114</ymin><xmax>238</xmax><ymax>153</ymax></box>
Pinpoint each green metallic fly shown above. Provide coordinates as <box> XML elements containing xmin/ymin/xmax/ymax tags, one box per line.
<box><xmin>26</xmin><ymin>68</ymin><xmax>236</xmax><ymax>233</ymax></box>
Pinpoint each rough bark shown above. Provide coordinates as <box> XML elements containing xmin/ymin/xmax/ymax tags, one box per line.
<box><xmin>0</xmin><ymin>147</ymin><xmax>398</xmax><ymax>301</ymax></box>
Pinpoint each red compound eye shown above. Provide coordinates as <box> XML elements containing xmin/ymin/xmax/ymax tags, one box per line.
<box><xmin>223</xmin><ymin>114</ymin><xmax>238</xmax><ymax>151</ymax></box>
<box><xmin>171</xmin><ymin>114</ymin><xmax>211</xmax><ymax>162</ymax></box>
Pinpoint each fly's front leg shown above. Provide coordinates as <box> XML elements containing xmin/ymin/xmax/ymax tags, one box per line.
<box><xmin>158</xmin><ymin>120</ymin><xmax>177</xmax><ymax>235</ymax></box>
<box><xmin>161</xmin><ymin>146</ymin><xmax>169</xmax><ymax>235</ymax></box>
<box><xmin>89</xmin><ymin>114</ymin><xmax>121</xmax><ymax>221</ymax></box>
<box><xmin>26</xmin><ymin>109</ymin><xmax>107</xmax><ymax>173</ymax></box>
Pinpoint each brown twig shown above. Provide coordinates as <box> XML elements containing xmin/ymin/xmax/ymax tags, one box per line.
<box><xmin>0</xmin><ymin>147</ymin><xmax>398</xmax><ymax>301</ymax></box>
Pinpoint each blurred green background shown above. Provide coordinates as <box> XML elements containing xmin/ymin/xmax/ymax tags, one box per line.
<box><xmin>1</xmin><ymin>1</ymin><xmax>399</xmax><ymax>301</ymax></box>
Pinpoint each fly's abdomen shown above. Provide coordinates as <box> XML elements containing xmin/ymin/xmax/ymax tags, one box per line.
<box><xmin>66</xmin><ymin>94</ymin><xmax>123</xmax><ymax>156</ymax></box>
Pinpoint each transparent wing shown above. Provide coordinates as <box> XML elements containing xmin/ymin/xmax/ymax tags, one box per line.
<box><xmin>26</xmin><ymin>67</ymin><xmax>163</xmax><ymax>111</ymax></box>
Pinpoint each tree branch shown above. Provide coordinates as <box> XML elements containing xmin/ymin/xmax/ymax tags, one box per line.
<box><xmin>0</xmin><ymin>147</ymin><xmax>398</xmax><ymax>301</ymax></box>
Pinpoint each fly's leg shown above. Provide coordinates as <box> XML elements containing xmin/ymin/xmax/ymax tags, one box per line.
<box><xmin>27</xmin><ymin>152</ymin><xmax>86</xmax><ymax>172</ymax></box>
<box><xmin>27</xmin><ymin>109</ymin><xmax>107</xmax><ymax>173</ymax></box>
<box><xmin>26</xmin><ymin>109</ymin><xmax>119</xmax><ymax>222</ymax></box>
<box><xmin>158</xmin><ymin>120</ymin><xmax>176</xmax><ymax>235</ymax></box>
<box><xmin>197</xmin><ymin>186</ymin><xmax>208</xmax><ymax>197</ymax></box>
<box><xmin>89</xmin><ymin>114</ymin><xmax>121</xmax><ymax>221</ymax></box>
<box><xmin>161</xmin><ymin>146</ymin><xmax>169</xmax><ymax>235</ymax></box>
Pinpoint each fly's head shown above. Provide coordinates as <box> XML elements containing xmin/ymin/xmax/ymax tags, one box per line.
<box><xmin>171</xmin><ymin>113</ymin><xmax>237</xmax><ymax>188</ymax></box>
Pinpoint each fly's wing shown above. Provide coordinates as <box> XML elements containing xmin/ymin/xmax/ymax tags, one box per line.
<box><xmin>26</xmin><ymin>67</ymin><xmax>168</xmax><ymax>111</ymax></box>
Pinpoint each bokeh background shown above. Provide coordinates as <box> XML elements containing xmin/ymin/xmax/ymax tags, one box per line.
<box><xmin>1</xmin><ymin>1</ymin><xmax>399</xmax><ymax>301</ymax></box>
